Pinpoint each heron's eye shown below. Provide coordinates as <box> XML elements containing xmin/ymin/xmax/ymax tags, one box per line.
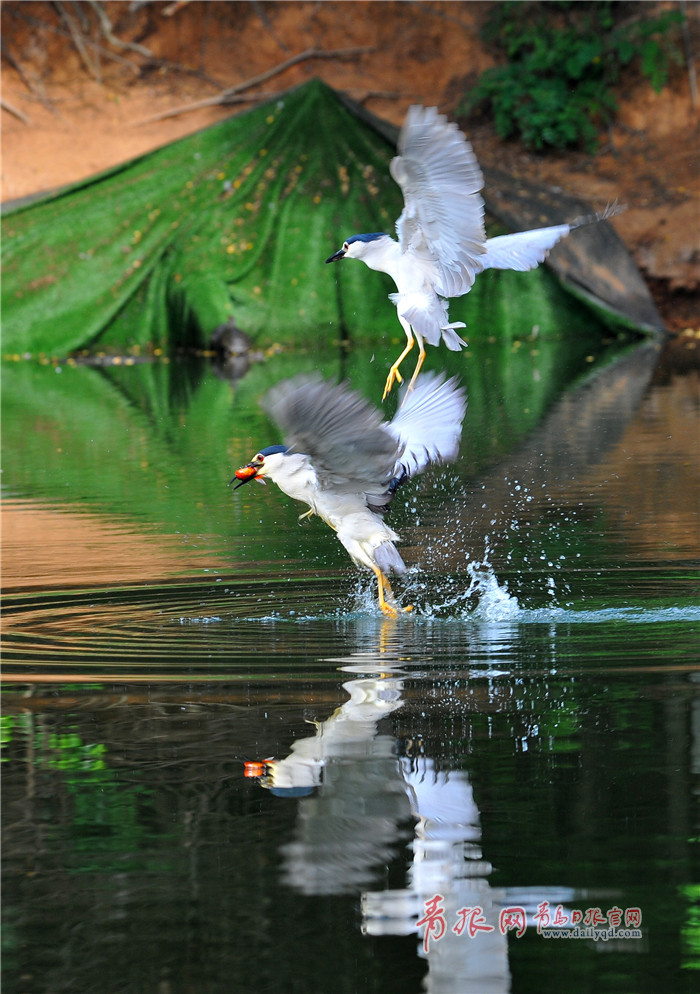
<box><xmin>254</xmin><ymin>453</ymin><xmax>264</xmax><ymax>463</ymax></box>
<box><xmin>343</xmin><ymin>241</ymin><xmax>349</xmax><ymax>250</ymax></box>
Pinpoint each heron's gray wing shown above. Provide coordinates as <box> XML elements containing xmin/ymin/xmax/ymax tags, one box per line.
<box><xmin>262</xmin><ymin>375</ymin><xmax>401</xmax><ymax>495</ymax></box>
<box><xmin>390</xmin><ymin>105</ymin><xmax>486</xmax><ymax>299</ymax></box>
<box><xmin>387</xmin><ymin>372</ymin><xmax>467</xmax><ymax>478</ymax></box>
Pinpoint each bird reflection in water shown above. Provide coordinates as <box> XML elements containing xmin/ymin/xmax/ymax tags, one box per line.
<box><xmin>243</xmin><ymin>622</ymin><xmax>578</xmax><ymax>993</ymax></box>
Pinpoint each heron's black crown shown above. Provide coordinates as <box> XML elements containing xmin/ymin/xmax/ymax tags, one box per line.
<box><xmin>260</xmin><ymin>445</ymin><xmax>288</xmax><ymax>456</ymax></box>
<box><xmin>346</xmin><ymin>233</ymin><xmax>387</xmax><ymax>245</ymax></box>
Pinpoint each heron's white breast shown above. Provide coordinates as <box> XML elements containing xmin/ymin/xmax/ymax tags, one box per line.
<box><xmin>266</xmin><ymin>453</ymin><xmax>318</xmax><ymax>506</ymax></box>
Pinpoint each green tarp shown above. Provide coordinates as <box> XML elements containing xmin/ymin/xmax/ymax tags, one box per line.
<box><xmin>1</xmin><ymin>79</ymin><xmax>657</xmax><ymax>358</ymax></box>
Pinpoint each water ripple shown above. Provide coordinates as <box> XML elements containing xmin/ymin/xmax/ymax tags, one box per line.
<box><xmin>2</xmin><ymin>562</ymin><xmax>698</xmax><ymax>682</ymax></box>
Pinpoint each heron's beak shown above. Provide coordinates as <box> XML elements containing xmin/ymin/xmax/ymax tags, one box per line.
<box><xmin>231</xmin><ymin>464</ymin><xmax>267</xmax><ymax>489</ymax></box>
<box><xmin>325</xmin><ymin>247</ymin><xmax>346</xmax><ymax>264</ymax></box>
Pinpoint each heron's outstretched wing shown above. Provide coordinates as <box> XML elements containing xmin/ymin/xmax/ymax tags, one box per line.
<box><xmin>478</xmin><ymin>204</ymin><xmax>624</xmax><ymax>273</ymax></box>
<box><xmin>478</xmin><ymin>225</ymin><xmax>572</xmax><ymax>273</ymax></box>
<box><xmin>388</xmin><ymin>372</ymin><xmax>467</xmax><ymax>479</ymax></box>
<box><xmin>262</xmin><ymin>375</ymin><xmax>400</xmax><ymax>495</ymax></box>
<box><xmin>390</xmin><ymin>105</ymin><xmax>486</xmax><ymax>299</ymax></box>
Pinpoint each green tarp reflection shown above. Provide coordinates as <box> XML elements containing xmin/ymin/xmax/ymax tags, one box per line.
<box><xmin>3</xmin><ymin>336</ymin><xmax>620</xmax><ymax>554</ymax></box>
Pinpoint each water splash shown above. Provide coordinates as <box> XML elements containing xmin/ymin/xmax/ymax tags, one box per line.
<box><xmin>411</xmin><ymin>558</ymin><xmax>520</xmax><ymax>621</ymax></box>
<box><xmin>344</xmin><ymin>539</ymin><xmax>521</xmax><ymax>622</ymax></box>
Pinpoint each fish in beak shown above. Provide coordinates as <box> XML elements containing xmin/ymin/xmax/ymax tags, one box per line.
<box><xmin>231</xmin><ymin>464</ymin><xmax>266</xmax><ymax>489</ymax></box>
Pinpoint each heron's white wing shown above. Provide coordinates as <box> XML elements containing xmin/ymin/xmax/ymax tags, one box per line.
<box><xmin>478</xmin><ymin>224</ymin><xmax>572</xmax><ymax>273</ymax></box>
<box><xmin>390</xmin><ymin>105</ymin><xmax>486</xmax><ymax>299</ymax></box>
<box><xmin>479</xmin><ymin>202</ymin><xmax>624</xmax><ymax>272</ymax></box>
<box><xmin>262</xmin><ymin>375</ymin><xmax>400</xmax><ymax>496</ymax></box>
<box><xmin>388</xmin><ymin>372</ymin><xmax>467</xmax><ymax>479</ymax></box>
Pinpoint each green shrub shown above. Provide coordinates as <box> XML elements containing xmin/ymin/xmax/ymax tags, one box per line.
<box><xmin>464</xmin><ymin>1</ymin><xmax>684</xmax><ymax>151</ymax></box>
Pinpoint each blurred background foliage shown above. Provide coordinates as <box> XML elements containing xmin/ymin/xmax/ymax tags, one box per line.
<box><xmin>463</xmin><ymin>0</ymin><xmax>685</xmax><ymax>150</ymax></box>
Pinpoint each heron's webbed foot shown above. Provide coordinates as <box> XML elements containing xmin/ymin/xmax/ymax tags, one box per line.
<box><xmin>382</xmin><ymin>331</ymin><xmax>414</xmax><ymax>401</ymax></box>
<box><xmin>374</xmin><ymin>567</ymin><xmax>413</xmax><ymax>618</ymax></box>
<box><xmin>382</xmin><ymin>363</ymin><xmax>404</xmax><ymax>402</ymax></box>
<box><xmin>378</xmin><ymin>599</ymin><xmax>414</xmax><ymax>618</ymax></box>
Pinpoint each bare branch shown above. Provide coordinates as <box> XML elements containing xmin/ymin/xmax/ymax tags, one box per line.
<box><xmin>1</xmin><ymin>98</ymin><xmax>31</xmax><ymax>125</ymax></box>
<box><xmin>86</xmin><ymin>0</ymin><xmax>153</xmax><ymax>58</ymax></box>
<box><xmin>219</xmin><ymin>46</ymin><xmax>374</xmax><ymax>98</ymax></box>
<box><xmin>162</xmin><ymin>1</ymin><xmax>192</xmax><ymax>16</ymax></box>
<box><xmin>54</xmin><ymin>1</ymin><xmax>100</xmax><ymax>81</ymax></box>
<box><xmin>251</xmin><ymin>0</ymin><xmax>290</xmax><ymax>54</ymax></box>
<box><xmin>345</xmin><ymin>89</ymin><xmax>406</xmax><ymax>105</ymax></box>
<box><xmin>680</xmin><ymin>0</ymin><xmax>699</xmax><ymax>111</ymax></box>
<box><xmin>132</xmin><ymin>46</ymin><xmax>374</xmax><ymax>126</ymax></box>
<box><xmin>1</xmin><ymin>38</ymin><xmax>56</xmax><ymax>111</ymax></box>
<box><xmin>132</xmin><ymin>90</ymin><xmax>275</xmax><ymax>126</ymax></box>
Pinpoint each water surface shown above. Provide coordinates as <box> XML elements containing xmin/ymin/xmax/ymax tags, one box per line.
<box><xmin>2</xmin><ymin>335</ymin><xmax>698</xmax><ymax>993</ymax></box>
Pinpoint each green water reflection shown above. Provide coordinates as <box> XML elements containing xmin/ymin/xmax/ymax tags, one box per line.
<box><xmin>3</xmin><ymin>333</ymin><xmax>684</xmax><ymax>593</ymax></box>
<box><xmin>2</xmin><ymin>332</ymin><xmax>621</xmax><ymax>542</ymax></box>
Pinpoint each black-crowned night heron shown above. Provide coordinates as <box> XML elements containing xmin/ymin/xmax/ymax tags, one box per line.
<box><xmin>326</xmin><ymin>105</ymin><xmax>621</xmax><ymax>399</ymax></box>
<box><xmin>233</xmin><ymin>372</ymin><xmax>466</xmax><ymax>616</ymax></box>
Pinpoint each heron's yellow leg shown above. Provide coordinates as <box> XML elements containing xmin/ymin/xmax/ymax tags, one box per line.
<box><xmin>371</xmin><ymin>565</ymin><xmax>398</xmax><ymax>617</ymax></box>
<box><xmin>371</xmin><ymin>565</ymin><xmax>414</xmax><ymax>617</ymax></box>
<box><xmin>403</xmin><ymin>342</ymin><xmax>427</xmax><ymax>400</ymax></box>
<box><xmin>382</xmin><ymin>333</ymin><xmax>414</xmax><ymax>401</ymax></box>
<box><xmin>298</xmin><ymin>509</ymin><xmax>314</xmax><ymax>523</ymax></box>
